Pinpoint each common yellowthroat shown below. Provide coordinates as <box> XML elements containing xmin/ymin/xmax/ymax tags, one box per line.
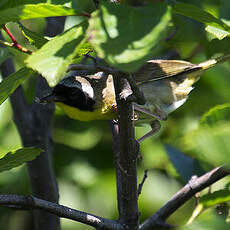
<box><xmin>39</xmin><ymin>54</ymin><xmax>230</xmax><ymax>140</ymax></box>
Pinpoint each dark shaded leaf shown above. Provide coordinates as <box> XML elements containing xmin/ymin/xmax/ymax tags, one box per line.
<box><xmin>164</xmin><ymin>144</ymin><xmax>205</xmax><ymax>183</ymax></box>
<box><xmin>0</xmin><ymin>67</ymin><xmax>34</xmax><ymax>105</ymax></box>
<box><xmin>0</xmin><ymin>147</ymin><xmax>42</xmax><ymax>173</ymax></box>
<box><xmin>200</xmin><ymin>103</ymin><xmax>230</xmax><ymax>127</ymax></box>
<box><xmin>200</xmin><ymin>190</ymin><xmax>230</xmax><ymax>208</ymax></box>
<box><xmin>88</xmin><ymin>2</ymin><xmax>171</xmax><ymax>72</ymax></box>
<box><xmin>18</xmin><ymin>23</ymin><xmax>48</xmax><ymax>49</ymax></box>
<box><xmin>0</xmin><ymin>48</ymin><xmax>12</xmax><ymax>65</ymax></box>
<box><xmin>173</xmin><ymin>3</ymin><xmax>230</xmax><ymax>39</ymax></box>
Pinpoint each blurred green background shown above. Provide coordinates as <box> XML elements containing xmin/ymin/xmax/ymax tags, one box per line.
<box><xmin>1</xmin><ymin>0</ymin><xmax>230</xmax><ymax>229</ymax></box>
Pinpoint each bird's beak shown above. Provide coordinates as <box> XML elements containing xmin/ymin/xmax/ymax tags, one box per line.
<box><xmin>36</xmin><ymin>94</ymin><xmax>65</xmax><ymax>104</ymax></box>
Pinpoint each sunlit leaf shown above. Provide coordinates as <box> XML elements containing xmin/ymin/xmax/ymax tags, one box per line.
<box><xmin>88</xmin><ymin>2</ymin><xmax>171</xmax><ymax>72</ymax></box>
<box><xmin>76</xmin><ymin>42</ymin><xmax>93</xmax><ymax>58</ymax></box>
<box><xmin>0</xmin><ymin>0</ymin><xmax>46</xmax><ymax>10</ymax></box>
<box><xmin>0</xmin><ymin>147</ymin><xmax>42</xmax><ymax>172</ymax></box>
<box><xmin>0</xmin><ymin>3</ymin><xmax>83</xmax><ymax>24</ymax></box>
<box><xmin>0</xmin><ymin>67</ymin><xmax>34</xmax><ymax>105</ymax></box>
<box><xmin>26</xmin><ymin>23</ymin><xmax>87</xmax><ymax>87</ymax></box>
<box><xmin>205</xmin><ymin>25</ymin><xmax>230</xmax><ymax>40</ymax></box>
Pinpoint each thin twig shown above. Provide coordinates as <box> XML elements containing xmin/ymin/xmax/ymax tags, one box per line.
<box><xmin>0</xmin><ymin>39</ymin><xmax>16</xmax><ymax>47</ymax></box>
<box><xmin>139</xmin><ymin>166</ymin><xmax>229</xmax><ymax>230</ymax></box>
<box><xmin>0</xmin><ymin>38</ymin><xmax>32</xmax><ymax>54</ymax></box>
<box><xmin>68</xmin><ymin>63</ymin><xmax>119</xmax><ymax>74</ymax></box>
<box><xmin>0</xmin><ymin>194</ymin><xmax>124</xmax><ymax>230</ymax></box>
<box><xmin>2</xmin><ymin>24</ymin><xmax>32</xmax><ymax>54</ymax></box>
<box><xmin>138</xmin><ymin>170</ymin><xmax>148</xmax><ymax>198</ymax></box>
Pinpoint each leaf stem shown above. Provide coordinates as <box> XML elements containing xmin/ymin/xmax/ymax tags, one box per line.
<box><xmin>1</xmin><ymin>24</ymin><xmax>32</xmax><ymax>54</ymax></box>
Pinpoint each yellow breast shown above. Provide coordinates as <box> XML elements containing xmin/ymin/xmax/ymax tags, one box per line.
<box><xmin>56</xmin><ymin>102</ymin><xmax>116</xmax><ymax>121</ymax></box>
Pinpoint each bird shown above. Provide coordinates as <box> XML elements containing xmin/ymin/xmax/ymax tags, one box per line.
<box><xmin>39</xmin><ymin>54</ymin><xmax>230</xmax><ymax>141</ymax></box>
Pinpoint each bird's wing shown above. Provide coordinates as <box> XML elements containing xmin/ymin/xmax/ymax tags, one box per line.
<box><xmin>134</xmin><ymin>59</ymin><xmax>201</xmax><ymax>84</ymax></box>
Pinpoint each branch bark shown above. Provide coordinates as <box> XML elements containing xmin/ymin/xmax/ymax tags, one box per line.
<box><xmin>112</xmin><ymin>74</ymin><xmax>139</xmax><ymax>230</ymax></box>
<box><xmin>0</xmin><ymin>194</ymin><xmax>124</xmax><ymax>230</ymax></box>
<box><xmin>140</xmin><ymin>166</ymin><xmax>229</xmax><ymax>230</ymax></box>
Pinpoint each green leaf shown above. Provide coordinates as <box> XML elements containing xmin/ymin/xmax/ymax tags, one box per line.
<box><xmin>206</xmin><ymin>38</ymin><xmax>230</xmax><ymax>57</ymax></box>
<box><xmin>18</xmin><ymin>23</ymin><xmax>48</xmax><ymax>49</ymax></box>
<box><xmin>205</xmin><ymin>25</ymin><xmax>230</xmax><ymax>40</ymax></box>
<box><xmin>173</xmin><ymin>3</ymin><xmax>230</xmax><ymax>40</ymax></box>
<box><xmin>88</xmin><ymin>2</ymin><xmax>171</xmax><ymax>72</ymax></box>
<box><xmin>0</xmin><ymin>3</ymin><xmax>83</xmax><ymax>24</ymax></box>
<box><xmin>200</xmin><ymin>190</ymin><xmax>230</xmax><ymax>208</ymax></box>
<box><xmin>76</xmin><ymin>42</ymin><xmax>93</xmax><ymax>58</ymax></box>
<box><xmin>0</xmin><ymin>0</ymin><xmax>46</xmax><ymax>10</ymax></box>
<box><xmin>200</xmin><ymin>104</ymin><xmax>230</xmax><ymax>127</ymax></box>
<box><xmin>184</xmin><ymin>122</ymin><xmax>230</xmax><ymax>167</ymax></box>
<box><xmin>183</xmin><ymin>104</ymin><xmax>230</xmax><ymax>167</ymax></box>
<box><xmin>0</xmin><ymin>48</ymin><xmax>13</xmax><ymax>65</ymax></box>
<box><xmin>26</xmin><ymin>24</ymin><xmax>87</xmax><ymax>87</ymax></box>
<box><xmin>173</xmin><ymin>3</ymin><xmax>230</xmax><ymax>31</ymax></box>
<box><xmin>165</xmin><ymin>144</ymin><xmax>204</xmax><ymax>183</ymax></box>
<box><xmin>180</xmin><ymin>217</ymin><xmax>230</xmax><ymax>230</ymax></box>
<box><xmin>0</xmin><ymin>147</ymin><xmax>42</xmax><ymax>173</ymax></box>
<box><xmin>0</xmin><ymin>67</ymin><xmax>34</xmax><ymax>105</ymax></box>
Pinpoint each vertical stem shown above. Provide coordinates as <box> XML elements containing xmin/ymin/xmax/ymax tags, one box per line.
<box><xmin>112</xmin><ymin>75</ymin><xmax>139</xmax><ymax>230</ymax></box>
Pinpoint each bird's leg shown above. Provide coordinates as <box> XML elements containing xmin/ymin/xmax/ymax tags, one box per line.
<box><xmin>137</xmin><ymin>120</ymin><xmax>161</xmax><ymax>143</ymax></box>
<box><xmin>134</xmin><ymin>104</ymin><xmax>168</xmax><ymax>121</ymax></box>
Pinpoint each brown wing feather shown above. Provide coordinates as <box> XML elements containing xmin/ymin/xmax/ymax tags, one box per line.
<box><xmin>134</xmin><ymin>59</ymin><xmax>200</xmax><ymax>83</ymax></box>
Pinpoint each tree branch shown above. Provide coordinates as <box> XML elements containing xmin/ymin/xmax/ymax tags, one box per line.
<box><xmin>140</xmin><ymin>166</ymin><xmax>229</xmax><ymax>230</ymax></box>
<box><xmin>68</xmin><ymin>63</ymin><xmax>119</xmax><ymax>74</ymax></box>
<box><xmin>112</xmin><ymin>73</ymin><xmax>139</xmax><ymax>230</ymax></box>
<box><xmin>0</xmin><ymin>194</ymin><xmax>124</xmax><ymax>230</ymax></box>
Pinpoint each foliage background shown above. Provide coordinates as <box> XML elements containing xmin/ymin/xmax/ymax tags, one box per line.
<box><xmin>0</xmin><ymin>0</ymin><xmax>230</xmax><ymax>229</ymax></box>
